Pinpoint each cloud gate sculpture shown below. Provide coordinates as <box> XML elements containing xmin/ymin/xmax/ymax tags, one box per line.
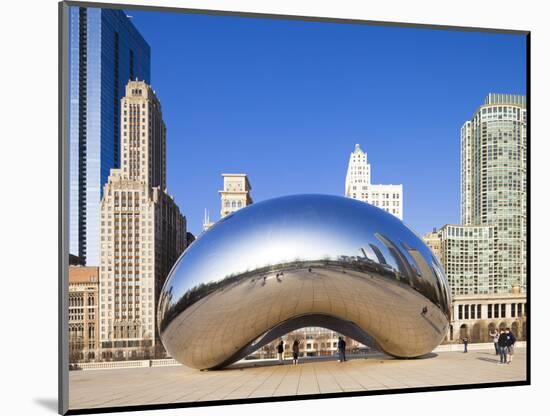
<box><xmin>158</xmin><ymin>194</ymin><xmax>451</xmax><ymax>370</ymax></box>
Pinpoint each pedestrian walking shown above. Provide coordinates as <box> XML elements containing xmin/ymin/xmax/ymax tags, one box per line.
<box><xmin>292</xmin><ymin>340</ymin><xmax>300</xmax><ymax>365</ymax></box>
<box><xmin>277</xmin><ymin>340</ymin><xmax>284</xmax><ymax>364</ymax></box>
<box><xmin>461</xmin><ymin>336</ymin><xmax>469</xmax><ymax>353</ymax></box>
<box><xmin>337</xmin><ymin>336</ymin><xmax>347</xmax><ymax>362</ymax></box>
<box><xmin>497</xmin><ymin>328</ymin><xmax>508</xmax><ymax>364</ymax></box>
<box><xmin>505</xmin><ymin>328</ymin><xmax>516</xmax><ymax>364</ymax></box>
<box><xmin>489</xmin><ymin>328</ymin><xmax>499</xmax><ymax>355</ymax></box>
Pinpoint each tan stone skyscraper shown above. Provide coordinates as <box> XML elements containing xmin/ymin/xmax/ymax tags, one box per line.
<box><xmin>99</xmin><ymin>81</ymin><xmax>186</xmax><ymax>359</ymax></box>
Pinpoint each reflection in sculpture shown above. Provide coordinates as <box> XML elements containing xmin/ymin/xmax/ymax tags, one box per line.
<box><xmin>158</xmin><ymin>194</ymin><xmax>451</xmax><ymax>370</ymax></box>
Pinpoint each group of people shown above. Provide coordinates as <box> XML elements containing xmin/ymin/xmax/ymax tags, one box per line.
<box><xmin>490</xmin><ymin>328</ymin><xmax>516</xmax><ymax>364</ymax></box>
<box><xmin>276</xmin><ymin>337</ymin><xmax>348</xmax><ymax>365</ymax></box>
<box><xmin>277</xmin><ymin>339</ymin><xmax>301</xmax><ymax>365</ymax></box>
<box><xmin>463</xmin><ymin>328</ymin><xmax>516</xmax><ymax>364</ymax></box>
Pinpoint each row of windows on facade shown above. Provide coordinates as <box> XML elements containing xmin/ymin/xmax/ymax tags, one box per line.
<box><xmin>223</xmin><ymin>199</ymin><xmax>245</xmax><ymax>208</ymax></box>
<box><xmin>352</xmin><ymin>197</ymin><xmax>399</xmax><ymax>209</ymax></box>
<box><xmin>101</xmin><ymin>235</ymin><xmax>155</xmax><ymax>242</ymax></box>
<box><xmin>480</xmin><ymin>106</ymin><xmax>523</xmax><ymax>115</ymax></box>
<box><xmin>472</xmin><ymin>113</ymin><xmax>525</xmax><ymax>124</ymax></box>
<box><xmin>350</xmin><ymin>189</ymin><xmax>400</xmax><ymax>199</ymax></box>
<box><xmin>99</xmin><ymin>274</ymin><xmax>153</xmax><ymax>281</ymax></box>
<box><xmin>99</xmin><ymin>302</ymin><xmax>152</xmax><ymax>311</ymax></box>
<box><xmin>70</xmin><ymin>316</ymin><xmax>94</xmax><ymax>323</ymax></box>
<box><xmin>101</xmin><ymin>219</ymin><xmax>151</xmax><ymax>225</ymax></box>
<box><xmin>100</xmin><ymin>308</ymin><xmax>152</xmax><ymax>317</ymax></box>
<box><xmin>102</xmin><ymin>242</ymin><xmax>154</xmax><ymax>249</ymax></box>
<box><xmin>361</xmin><ymin>197</ymin><xmax>399</xmax><ymax>207</ymax></box>
<box><xmin>101</xmin><ymin>320</ymin><xmax>153</xmax><ymax>332</ymax></box>
<box><xmin>101</xmin><ymin>265</ymin><xmax>154</xmax><ymax>273</ymax></box>
<box><xmin>457</xmin><ymin>302</ymin><xmax>526</xmax><ymax>320</ymax></box>
<box><xmin>68</xmin><ymin>325</ymin><xmax>95</xmax><ymax>338</ymax></box>
<box><xmin>69</xmin><ymin>296</ymin><xmax>95</xmax><ymax>307</ymax></box>
<box><xmin>100</xmin><ymin>316</ymin><xmax>153</xmax><ymax>325</ymax></box>
<box><xmin>100</xmin><ymin>288</ymin><xmax>152</xmax><ymax>297</ymax></box>
<box><xmin>101</xmin><ymin>226</ymin><xmax>152</xmax><ymax>233</ymax></box>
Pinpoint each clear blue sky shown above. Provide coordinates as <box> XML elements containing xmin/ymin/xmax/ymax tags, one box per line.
<box><xmin>127</xmin><ymin>9</ymin><xmax>526</xmax><ymax>236</ymax></box>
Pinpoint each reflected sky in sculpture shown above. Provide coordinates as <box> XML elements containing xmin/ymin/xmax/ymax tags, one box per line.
<box><xmin>158</xmin><ymin>195</ymin><xmax>451</xmax><ymax>370</ymax></box>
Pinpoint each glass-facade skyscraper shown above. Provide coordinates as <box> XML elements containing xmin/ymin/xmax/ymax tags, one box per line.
<box><xmin>460</xmin><ymin>93</ymin><xmax>527</xmax><ymax>293</ymax></box>
<box><xmin>69</xmin><ymin>7</ymin><xmax>150</xmax><ymax>265</ymax></box>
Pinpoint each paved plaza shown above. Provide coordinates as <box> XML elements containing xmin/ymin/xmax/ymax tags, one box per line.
<box><xmin>69</xmin><ymin>348</ymin><xmax>526</xmax><ymax>411</ymax></box>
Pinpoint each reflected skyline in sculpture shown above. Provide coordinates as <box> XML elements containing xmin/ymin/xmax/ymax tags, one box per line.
<box><xmin>158</xmin><ymin>194</ymin><xmax>451</xmax><ymax>370</ymax></box>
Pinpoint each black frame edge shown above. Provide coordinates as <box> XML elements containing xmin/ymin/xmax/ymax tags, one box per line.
<box><xmin>525</xmin><ymin>31</ymin><xmax>531</xmax><ymax>386</ymax></box>
<box><xmin>59</xmin><ymin>1</ymin><xmax>70</xmax><ymax>415</ymax></box>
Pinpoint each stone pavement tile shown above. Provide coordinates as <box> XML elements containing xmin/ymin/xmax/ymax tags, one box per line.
<box><xmin>327</xmin><ymin>365</ymin><xmax>363</xmax><ymax>391</ymax></box>
<box><xmin>273</xmin><ymin>365</ymin><xmax>302</xmax><ymax>396</ymax></box>
<box><xmin>295</xmin><ymin>365</ymin><xmax>320</xmax><ymax>396</ymax></box>
<box><xmin>194</xmin><ymin>370</ymin><xmax>262</xmax><ymax>401</ymax></box>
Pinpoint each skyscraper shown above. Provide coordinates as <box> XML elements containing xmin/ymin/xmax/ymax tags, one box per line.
<box><xmin>345</xmin><ymin>144</ymin><xmax>403</xmax><ymax>219</ymax></box>
<box><xmin>202</xmin><ymin>174</ymin><xmax>253</xmax><ymax>231</ymax></box>
<box><xmin>69</xmin><ymin>7</ymin><xmax>151</xmax><ymax>265</ymax></box>
<box><xmin>439</xmin><ymin>224</ymin><xmax>497</xmax><ymax>296</ymax></box>
<box><xmin>99</xmin><ymin>81</ymin><xmax>186</xmax><ymax>359</ymax></box>
<box><xmin>460</xmin><ymin>93</ymin><xmax>527</xmax><ymax>293</ymax></box>
<box><xmin>219</xmin><ymin>174</ymin><xmax>253</xmax><ymax>218</ymax></box>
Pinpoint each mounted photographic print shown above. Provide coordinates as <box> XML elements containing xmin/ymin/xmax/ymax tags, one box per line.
<box><xmin>59</xmin><ymin>1</ymin><xmax>530</xmax><ymax>414</ymax></box>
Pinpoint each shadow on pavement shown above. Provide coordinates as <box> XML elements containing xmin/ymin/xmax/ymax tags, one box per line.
<box><xmin>33</xmin><ymin>398</ymin><xmax>57</xmax><ymax>413</ymax></box>
<box><xmin>221</xmin><ymin>351</ymin><xmax>437</xmax><ymax>371</ymax></box>
<box><xmin>413</xmin><ymin>352</ymin><xmax>438</xmax><ymax>359</ymax></box>
<box><xmin>224</xmin><ymin>353</ymin><xmax>380</xmax><ymax>370</ymax></box>
<box><xmin>477</xmin><ymin>357</ymin><xmax>500</xmax><ymax>364</ymax></box>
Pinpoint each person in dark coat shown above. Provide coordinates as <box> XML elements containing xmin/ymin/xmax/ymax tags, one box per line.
<box><xmin>505</xmin><ymin>328</ymin><xmax>516</xmax><ymax>364</ymax></box>
<box><xmin>292</xmin><ymin>340</ymin><xmax>300</xmax><ymax>365</ymax></box>
<box><xmin>497</xmin><ymin>329</ymin><xmax>508</xmax><ymax>364</ymax></box>
<box><xmin>337</xmin><ymin>337</ymin><xmax>347</xmax><ymax>362</ymax></box>
<box><xmin>277</xmin><ymin>340</ymin><xmax>284</xmax><ymax>364</ymax></box>
<box><xmin>489</xmin><ymin>329</ymin><xmax>499</xmax><ymax>355</ymax></box>
<box><xmin>461</xmin><ymin>336</ymin><xmax>469</xmax><ymax>353</ymax></box>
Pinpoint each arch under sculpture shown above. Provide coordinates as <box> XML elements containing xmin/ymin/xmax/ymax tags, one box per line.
<box><xmin>157</xmin><ymin>194</ymin><xmax>451</xmax><ymax>370</ymax></box>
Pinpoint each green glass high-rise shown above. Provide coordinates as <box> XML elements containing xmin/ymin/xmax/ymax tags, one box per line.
<box><xmin>460</xmin><ymin>93</ymin><xmax>527</xmax><ymax>293</ymax></box>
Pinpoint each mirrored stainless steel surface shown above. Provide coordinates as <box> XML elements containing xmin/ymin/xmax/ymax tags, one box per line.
<box><xmin>158</xmin><ymin>194</ymin><xmax>451</xmax><ymax>370</ymax></box>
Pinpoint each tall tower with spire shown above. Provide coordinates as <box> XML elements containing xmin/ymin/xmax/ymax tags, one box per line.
<box><xmin>345</xmin><ymin>144</ymin><xmax>403</xmax><ymax>219</ymax></box>
<box><xmin>202</xmin><ymin>209</ymin><xmax>214</xmax><ymax>231</ymax></box>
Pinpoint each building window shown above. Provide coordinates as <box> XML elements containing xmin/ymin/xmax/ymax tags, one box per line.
<box><xmin>477</xmin><ymin>304</ymin><xmax>481</xmax><ymax>319</ymax></box>
<box><xmin>511</xmin><ymin>303</ymin><xmax>516</xmax><ymax>317</ymax></box>
<box><xmin>501</xmin><ymin>304</ymin><xmax>506</xmax><ymax>318</ymax></box>
<box><xmin>470</xmin><ymin>304</ymin><xmax>475</xmax><ymax>319</ymax></box>
<box><xmin>464</xmin><ymin>305</ymin><xmax>469</xmax><ymax>320</ymax></box>
<box><xmin>494</xmin><ymin>304</ymin><xmax>499</xmax><ymax>318</ymax></box>
<box><xmin>488</xmin><ymin>304</ymin><xmax>492</xmax><ymax>319</ymax></box>
<box><xmin>458</xmin><ymin>305</ymin><xmax>463</xmax><ymax>320</ymax></box>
